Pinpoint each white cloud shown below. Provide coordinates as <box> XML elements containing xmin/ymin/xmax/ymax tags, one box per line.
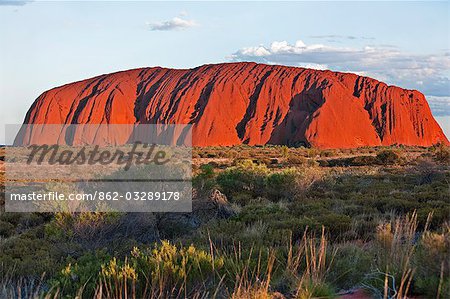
<box><xmin>230</xmin><ymin>39</ymin><xmax>450</xmax><ymax>108</ymax></box>
<box><xmin>240</xmin><ymin>46</ymin><xmax>270</xmax><ymax>57</ymax></box>
<box><xmin>310</xmin><ymin>35</ymin><xmax>375</xmax><ymax>41</ymax></box>
<box><xmin>427</xmin><ymin>96</ymin><xmax>450</xmax><ymax>117</ymax></box>
<box><xmin>0</xmin><ymin>0</ymin><xmax>31</xmax><ymax>6</ymax></box>
<box><xmin>297</xmin><ymin>63</ymin><xmax>329</xmax><ymax>70</ymax></box>
<box><xmin>146</xmin><ymin>16</ymin><xmax>197</xmax><ymax>31</ymax></box>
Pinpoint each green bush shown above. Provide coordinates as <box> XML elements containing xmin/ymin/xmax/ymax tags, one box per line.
<box><xmin>216</xmin><ymin>159</ymin><xmax>269</xmax><ymax>200</ymax></box>
<box><xmin>0</xmin><ymin>220</ymin><xmax>14</xmax><ymax>237</ymax></box>
<box><xmin>266</xmin><ymin>168</ymin><xmax>300</xmax><ymax>201</ymax></box>
<box><xmin>50</xmin><ymin>250</ymin><xmax>111</xmax><ymax>298</ymax></box>
<box><xmin>319</xmin><ymin>214</ymin><xmax>352</xmax><ymax>237</ymax></box>
<box><xmin>413</xmin><ymin>228</ymin><xmax>450</xmax><ymax>298</ymax></box>
<box><xmin>376</xmin><ymin>149</ymin><xmax>403</xmax><ymax>165</ymax></box>
<box><xmin>350</xmin><ymin>155</ymin><xmax>378</xmax><ymax>166</ymax></box>
<box><xmin>328</xmin><ymin>243</ymin><xmax>372</xmax><ymax>290</ymax></box>
<box><xmin>193</xmin><ymin>164</ymin><xmax>216</xmax><ymax>191</ymax></box>
<box><xmin>286</xmin><ymin>155</ymin><xmax>307</xmax><ymax>165</ymax></box>
<box><xmin>52</xmin><ymin>241</ymin><xmax>224</xmax><ymax>298</ymax></box>
<box><xmin>0</xmin><ymin>230</ymin><xmax>60</xmax><ymax>277</ymax></box>
<box><xmin>433</xmin><ymin>143</ymin><xmax>450</xmax><ymax>164</ymax></box>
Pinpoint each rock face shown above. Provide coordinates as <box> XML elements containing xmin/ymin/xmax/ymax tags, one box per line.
<box><xmin>21</xmin><ymin>62</ymin><xmax>448</xmax><ymax>148</ymax></box>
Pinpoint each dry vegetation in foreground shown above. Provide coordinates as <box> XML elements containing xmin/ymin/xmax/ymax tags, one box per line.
<box><xmin>0</xmin><ymin>144</ymin><xmax>449</xmax><ymax>298</ymax></box>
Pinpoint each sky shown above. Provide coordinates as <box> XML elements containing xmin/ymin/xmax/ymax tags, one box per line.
<box><xmin>0</xmin><ymin>0</ymin><xmax>449</xmax><ymax>144</ymax></box>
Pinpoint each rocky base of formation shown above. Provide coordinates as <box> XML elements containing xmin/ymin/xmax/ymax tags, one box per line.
<box><xmin>20</xmin><ymin>62</ymin><xmax>448</xmax><ymax>148</ymax></box>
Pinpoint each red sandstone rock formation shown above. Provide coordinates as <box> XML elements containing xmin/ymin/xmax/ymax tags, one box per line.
<box><xmin>20</xmin><ymin>62</ymin><xmax>448</xmax><ymax>148</ymax></box>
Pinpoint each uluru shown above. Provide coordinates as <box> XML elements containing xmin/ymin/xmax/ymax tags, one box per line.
<box><xmin>19</xmin><ymin>62</ymin><xmax>448</xmax><ymax>148</ymax></box>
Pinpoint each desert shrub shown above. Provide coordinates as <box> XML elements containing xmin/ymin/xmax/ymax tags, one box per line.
<box><xmin>216</xmin><ymin>159</ymin><xmax>269</xmax><ymax>200</ymax></box>
<box><xmin>0</xmin><ymin>212</ymin><xmax>50</xmax><ymax>233</ymax></box>
<box><xmin>224</xmin><ymin>249</ymin><xmax>276</xmax><ymax>299</ymax></box>
<box><xmin>192</xmin><ymin>163</ymin><xmax>216</xmax><ymax>191</ymax></box>
<box><xmin>271</xmin><ymin>217</ymin><xmax>320</xmax><ymax>240</ymax></box>
<box><xmin>319</xmin><ymin>150</ymin><xmax>337</xmax><ymax>158</ymax></box>
<box><xmin>381</xmin><ymin>198</ymin><xmax>417</xmax><ymax>213</ymax></box>
<box><xmin>42</xmin><ymin>211</ymin><xmax>142</xmax><ymax>258</ymax></box>
<box><xmin>289</xmin><ymin>198</ymin><xmax>333</xmax><ymax>216</ymax></box>
<box><xmin>252</xmin><ymin>157</ymin><xmax>273</xmax><ymax>166</ymax></box>
<box><xmin>286</xmin><ymin>228</ymin><xmax>336</xmax><ymax>298</ymax></box>
<box><xmin>206</xmin><ymin>152</ymin><xmax>217</xmax><ymax>158</ymax></box>
<box><xmin>319</xmin><ymin>158</ymin><xmax>347</xmax><ymax>167</ymax></box>
<box><xmin>286</xmin><ymin>154</ymin><xmax>319</xmax><ymax>167</ymax></box>
<box><xmin>0</xmin><ymin>229</ymin><xmax>60</xmax><ymax>277</ymax></box>
<box><xmin>269</xmin><ymin>158</ymin><xmax>280</xmax><ymax>165</ymax></box>
<box><xmin>376</xmin><ymin>149</ymin><xmax>403</xmax><ymax>165</ymax></box>
<box><xmin>237</xmin><ymin>202</ymin><xmax>289</xmax><ymax>224</ymax></box>
<box><xmin>350</xmin><ymin>155</ymin><xmax>378</xmax><ymax>166</ymax></box>
<box><xmin>280</xmin><ymin>145</ymin><xmax>290</xmax><ymax>158</ymax></box>
<box><xmin>194</xmin><ymin>219</ymin><xmax>248</xmax><ymax>246</ymax></box>
<box><xmin>50</xmin><ymin>250</ymin><xmax>111</xmax><ymax>298</ymax></box>
<box><xmin>324</xmin><ymin>156</ymin><xmax>377</xmax><ymax>167</ymax></box>
<box><xmin>364</xmin><ymin>212</ymin><xmax>426</xmax><ymax>298</ymax></box>
<box><xmin>105</xmin><ymin>241</ymin><xmax>222</xmax><ymax>298</ymax></box>
<box><xmin>305</xmin><ymin>148</ymin><xmax>320</xmax><ymax>158</ymax></box>
<box><xmin>348</xmin><ymin>214</ymin><xmax>378</xmax><ymax>240</ymax></box>
<box><xmin>229</xmin><ymin>193</ymin><xmax>254</xmax><ymax>206</ymax></box>
<box><xmin>0</xmin><ymin>212</ymin><xmax>22</xmax><ymax>226</ymax></box>
<box><xmin>205</xmin><ymin>222</ymin><xmax>289</xmax><ymax>248</ymax></box>
<box><xmin>318</xmin><ymin>159</ymin><xmax>330</xmax><ymax>167</ymax></box>
<box><xmin>362</xmin><ymin>213</ymin><xmax>449</xmax><ymax>298</ymax></box>
<box><xmin>0</xmin><ymin>220</ymin><xmax>14</xmax><ymax>237</ymax></box>
<box><xmin>433</xmin><ymin>143</ymin><xmax>450</xmax><ymax>164</ymax></box>
<box><xmin>328</xmin><ymin>243</ymin><xmax>372</xmax><ymax>290</ymax></box>
<box><xmin>416</xmin><ymin>206</ymin><xmax>450</xmax><ymax>230</ymax></box>
<box><xmin>52</xmin><ymin>241</ymin><xmax>224</xmax><ymax>298</ymax></box>
<box><xmin>266</xmin><ymin>168</ymin><xmax>300</xmax><ymax>201</ymax></box>
<box><xmin>286</xmin><ymin>155</ymin><xmax>308</xmax><ymax>165</ymax></box>
<box><xmin>413</xmin><ymin>223</ymin><xmax>450</xmax><ymax>298</ymax></box>
<box><xmin>224</xmin><ymin>149</ymin><xmax>239</xmax><ymax>159</ymax></box>
<box><xmin>46</xmin><ymin>211</ymin><xmax>119</xmax><ymax>242</ymax></box>
<box><xmin>319</xmin><ymin>214</ymin><xmax>352</xmax><ymax>237</ymax></box>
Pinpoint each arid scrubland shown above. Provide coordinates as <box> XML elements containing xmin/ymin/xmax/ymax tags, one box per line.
<box><xmin>0</xmin><ymin>145</ymin><xmax>449</xmax><ymax>298</ymax></box>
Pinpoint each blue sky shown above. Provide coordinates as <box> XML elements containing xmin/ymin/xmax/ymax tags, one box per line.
<box><xmin>1</xmin><ymin>0</ymin><xmax>449</xmax><ymax>143</ymax></box>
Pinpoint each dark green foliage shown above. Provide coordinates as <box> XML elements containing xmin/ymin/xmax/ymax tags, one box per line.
<box><xmin>0</xmin><ymin>220</ymin><xmax>14</xmax><ymax>237</ymax></box>
<box><xmin>0</xmin><ymin>228</ymin><xmax>61</xmax><ymax>277</ymax></box>
<box><xmin>286</xmin><ymin>155</ymin><xmax>308</xmax><ymax>165</ymax></box>
<box><xmin>432</xmin><ymin>143</ymin><xmax>450</xmax><ymax>164</ymax></box>
<box><xmin>216</xmin><ymin>160</ymin><xmax>268</xmax><ymax>200</ymax></box>
<box><xmin>193</xmin><ymin>163</ymin><xmax>216</xmax><ymax>191</ymax></box>
<box><xmin>320</xmin><ymin>214</ymin><xmax>352</xmax><ymax>236</ymax></box>
<box><xmin>376</xmin><ymin>149</ymin><xmax>403</xmax><ymax>165</ymax></box>
<box><xmin>50</xmin><ymin>250</ymin><xmax>111</xmax><ymax>298</ymax></box>
<box><xmin>322</xmin><ymin>155</ymin><xmax>378</xmax><ymax>167</ymax></box>
<box><xmin>328</xmin><ymin>243</ymin><xmax>372</xmax><ymax>289</ymax></box>
<box><xmin>266</xmin><ymin>169</ymin><xmax>299</xmax><ymax>201</ymax></box>
<box><xmin>413</xmin><ymin>229</ymin><xmax>450</xmax><ymax>298</ymax></box>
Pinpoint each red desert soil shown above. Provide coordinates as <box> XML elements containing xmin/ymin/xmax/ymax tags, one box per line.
<box><xmin>19</xmin><ymin>62</ymin><xmax>448</xmax><ymax>148</ymax></box>
<box><xmin>337</xmin><ymin>289</ymin><xmax>426</xmax><ymax>299</ymax></box>
<box><xmin>338</xmin><ymin>289</ymin><xmax>373</xmax><ymax>299</ymax></box>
